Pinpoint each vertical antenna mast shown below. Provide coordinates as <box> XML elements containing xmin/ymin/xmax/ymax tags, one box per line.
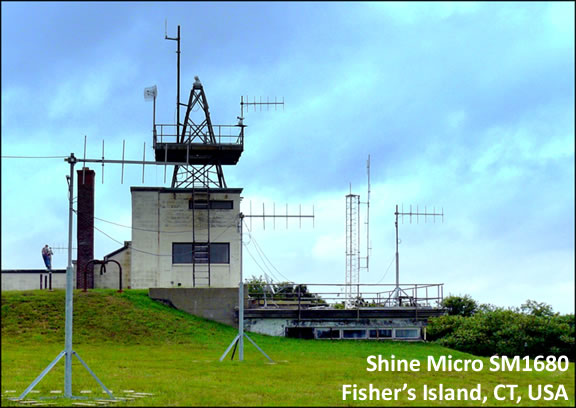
<box><xmin>366</xmin><ymin>155</ymin><xmax>371</xmax><ymax>272</ymax></box>
<box><xmin>345</xmin><ymin>155</ymin><xmax>371</xmax><ymax>308</ymax></box>
<box><xmin>165</xmin><ymin>23</ymin><xmax>181</xmax><ymax>140</ymax></box>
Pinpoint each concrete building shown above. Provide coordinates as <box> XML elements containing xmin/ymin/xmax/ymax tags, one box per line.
<box><xmin>126</xmin><ymin>187</ymin><xmax>242</xmax><ymax>289</ymax></box>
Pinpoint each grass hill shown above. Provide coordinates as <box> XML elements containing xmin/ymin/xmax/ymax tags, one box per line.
<box><xmin>1</xmin><ymin>289</ymin><xmax>574</xmax><ymax>406</ymax></box>
<box><xmin>2</xmin><ymin>289</ymin><xmax>229</xmax><ymax>345</ymax></box>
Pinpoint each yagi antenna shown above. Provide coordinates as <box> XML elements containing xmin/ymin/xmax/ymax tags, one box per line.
<box><xmin>244</xmin><ymin>202</ymin><xmax>314</xmax><ymax>231</ymax></box>
<box><xmin>393</xmin><ymin>203</ymin><xmax>444</xmax><ymax>305</ymax></box>
<box><xmin>240</xmin><ymin>96</ymin><xmax>285</xmax><ymax>118</ymax></box>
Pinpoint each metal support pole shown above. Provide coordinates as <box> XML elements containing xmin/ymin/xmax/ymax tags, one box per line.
<box><xmin>15</xmin><ymin>153</ymin><xmax>115</xmax><ymax>401</ymax></box>
<box><xmin>238</xmin><ymin>214</ymin><xmax>244</xmax><ymax>360</ymax></box>
<box><xmin>395</xmin><ymin>204</ymin><xmax>400</xmax><ymax>303</ymax></box>
<box><xmin>176</xmin><ymin>25</ymin><xmax>181</xmax><ymax>141</ymax></box>
<box><xmin>64</xmin><ymin>153</ymin><xmax>76</xmax><ymax>397</ymax></box>
<box><xmin>219</xmin><ymin>214</ymin><xmax>272</xmax><ymax>363</ymax></box>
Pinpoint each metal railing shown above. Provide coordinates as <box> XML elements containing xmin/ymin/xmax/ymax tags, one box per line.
<box><xmin>153</xmin><ymin>124</ymin><xmax>244</xmax><ymax>146</ymax></box>
<box><xmin>246</xmin><ymin>283</ymin><xmax>444</xmax><ymax>310</ymax></box>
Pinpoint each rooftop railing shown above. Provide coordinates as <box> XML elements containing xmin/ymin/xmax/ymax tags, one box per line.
<box><xmin>246</xmin><ymin>283</ymin><xmax>444</xmax><ymax>310</ymax></box>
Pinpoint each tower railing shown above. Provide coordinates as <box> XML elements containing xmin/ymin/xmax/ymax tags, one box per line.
<box><xmin>153</xmin><ymin>124</ymin><xmax>244</xmax><ymax>146</ymax></box>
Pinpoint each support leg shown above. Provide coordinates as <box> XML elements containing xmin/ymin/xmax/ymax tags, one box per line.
<box><xmin>72</xmin><ymin>352</ymin><xmax>115</xmax><ymax>399</ymax></box>
<box><xmin>219</xmin><ymin>334</ymin><xmax>241</xmax><ymax>362</ymax></box>
<box><xmin>243</xmin><ymin>334</ymin><xmax>273</xmax><ymax>362</ymax></box>
<box><xmin>17</xmin><ymin>351</ymin><xmax>66</xmax><ymax>400</ymax></box>
<box><xmin>230</xmin><ymin>337</ymin><xmax>239</xmax><ymax>360</ymax></box>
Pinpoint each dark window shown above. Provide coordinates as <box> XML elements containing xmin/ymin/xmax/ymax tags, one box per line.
<box><xmin>172</xmin><ymin>243</ymin><xmax>230</xmax><ymax>264</ymax></box>
<box><xmin>369</xmin><ymin>329</ymin><xmax>393</xmax><ymax>339</ymax></box>
<box><xmin>173</xmin><ymin>243</ymin><xmax>193</xmax><ymax>264</ymax></box>
<box><xmin>189</xmin><ymin>200</ymin><xmax>233</xmax><ymax>210</ymax></box>
<box><xmin>210</xmin><ymin>200</ymin><xmax>234</xmax><ymax>209</ymax></box>
<box><xmin>189</xmin><ymin>200</ymin><xmax>208</xmax><ymax>209</ymax></box>
<box><xmin>210</xmin><ymin>243</ymin><xmax>230</xmax><ymax>263</ymax></box>
<box><xmin>285</xmin><ymin>327</ymin><xmax>315</xmax><ymax>339</ymax></box>
<box><xmin>316</xmin><ymin>328</ymin><xmax>340</xmax><ymax>339</ymax></box>
<box><xmin>395</xmin><ymin>329</ymin><xmax>419</xmax><ymax>339</ymax></box>
<box><xmin>342</xmin><ymin>329</ymin><xmax>367</xmax><ymax>339</ymax></box>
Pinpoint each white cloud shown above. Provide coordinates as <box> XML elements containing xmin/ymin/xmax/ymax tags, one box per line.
<box><xmin>370</xmin><ymin>2</ymin><xmax>482</xmax><ymax>25</ymax></box>
<box><xmin>47</xmin><ymin>59</ymin><xmax>138</xmax><ymax>119</ymax></box>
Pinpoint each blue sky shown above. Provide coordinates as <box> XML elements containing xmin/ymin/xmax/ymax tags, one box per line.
<box><xmin>2</xmin><ymin>2</ymin><xmax>574</xmax><ymax>313</ymax></box>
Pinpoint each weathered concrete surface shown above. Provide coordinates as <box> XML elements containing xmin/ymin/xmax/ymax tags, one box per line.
<box><xmin>131</xmin><ymin>188</ymin><xmax>242</xmax><ymax>289</ymax></box>
<box><xmin>149</xmin><ymin>287</ymin><xmax>246</xmax><ymax>327</ymax></box>
<box><xmin>245</xmin><ymin>317</ymin><xmax>429</xmax><ymax>337</ymax></box>
<box><xmin>1</xmin><ymin>270</ymin><xmax>67</xmax><ymax>291</ymax></box>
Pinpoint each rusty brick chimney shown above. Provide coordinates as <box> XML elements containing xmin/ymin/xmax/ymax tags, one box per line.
<box><xmin>76</xmin><ymin>168</ymin><xmax>95</xmax><ymax>289</ymax></box>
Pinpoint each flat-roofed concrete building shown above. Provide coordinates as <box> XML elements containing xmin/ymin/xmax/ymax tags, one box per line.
<box><xmin>127</xmin><ymin>187</ymin><xmax>242</xmax><ymax>289</ymax></box>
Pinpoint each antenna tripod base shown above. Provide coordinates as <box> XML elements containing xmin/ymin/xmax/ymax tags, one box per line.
<box><xmin>388</xmin><ymin>287</ymin><xmax>415</xmax><ymax>307</ymax></box>
<box><xmin>219</xmin><ymin>332</ymin><xmax>273</xmax><ymax>363</ymax></box>
<box><xmin>15</xmin><ymin>350</ymin><xmax>115</xmax><ymax>401</ymax></box>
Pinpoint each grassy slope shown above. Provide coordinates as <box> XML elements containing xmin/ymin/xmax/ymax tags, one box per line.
<box><xmin>1</xmin><ymin>289</ymin><xmax>574</xmax><ymax>407</ymax></box>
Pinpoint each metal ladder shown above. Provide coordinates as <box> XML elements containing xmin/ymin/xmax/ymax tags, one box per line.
<box><xmin>192</xmin><ymin>190</ymin><xmax>211</xmax><ymax>287</ymax></box>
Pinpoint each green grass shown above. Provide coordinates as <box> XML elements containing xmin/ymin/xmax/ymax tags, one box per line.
<box><xmin>2</xmin><ymin>289</ymin><xmax>574</xmax><ymax>406</ymax></box>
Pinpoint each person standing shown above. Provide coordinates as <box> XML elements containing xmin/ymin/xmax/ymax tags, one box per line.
<box><xmin>42</xmin><ymin>244</ymin><xmax>53</xmax><ymax>271</ymax></box>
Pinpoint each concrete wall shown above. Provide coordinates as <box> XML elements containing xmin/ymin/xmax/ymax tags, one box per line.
<box><xmin>244</xmin><ymin>317</ymin><xmax>427</xmax><ymax>337</ymax></box>
<box><xmin>96</xmin><ymin>243</ymin><xmax>132</xmax><ymax>290</ymax></box>
<box><xmin>1</xmin><ymin>270</ymin><xmax>68</xmax><ymax>291</ymax></box>
<box><xmin>131</xmin><ymin>188</ymin><xmax>242</xmax><ymax>289</ymax></box>
<box><xmin>149</xmin><ymin>287</ymin><xmax>243</xmax><ymax>327</ymax></box>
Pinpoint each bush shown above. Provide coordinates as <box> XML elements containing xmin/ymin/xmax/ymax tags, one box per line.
<box><xmin>428</xmin><ymin>298</ymin><xmax>575</xmax><ymax>360</ymax></box>
<box><xmin>441</xmin><ymin>295</ymin><xmax>478</xmax><ymax>317</ymax></box>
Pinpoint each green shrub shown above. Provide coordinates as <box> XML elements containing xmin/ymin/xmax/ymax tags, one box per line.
<box><xmin>441</xmin><ymin>294</ymin><xmax>478</xmax><ymax>317</ymax></box>
<box><xmin>428</xmin><ymin>298</ymin><xmax>575</xmax><ymax>360</ymax></box>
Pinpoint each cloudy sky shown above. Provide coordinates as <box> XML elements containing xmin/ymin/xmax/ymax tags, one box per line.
<box><xmin>2</xmin><ymin>2</ymin><xmax>574</xmax><ymax>313</ymax></box>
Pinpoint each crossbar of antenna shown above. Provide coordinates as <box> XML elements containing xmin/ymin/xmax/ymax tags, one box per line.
<box><xmin>243</xmin><ymin>215</ymin><xmax>314</xmax><ymax>218</ymax></box>
<box><xmin>74</xmin><ymin>158</ymin><xmax>193</xmax><ymax>166</ymax></box>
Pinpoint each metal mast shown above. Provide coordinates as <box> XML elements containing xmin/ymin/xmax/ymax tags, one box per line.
<box><xmin>16</xmin><ymin>154</ymin><xmax>114</xmax><ymax>401</ymax></box>
<box><xmin>345</xmin><ymin>191</ymin><xmax>360</xmax><ymax>306</ymax></box>
<box><xmin>345</xmin><ymin>155</ymin><xmax>370</xmax><ymax>308</ymax></box>
<box><xmin>160</xmin><ymin>25</ymin><xmax>242</xmax><ymax>188</ymax></box>
<box><xmin>361</xmin><ymin>155</ymin><xmax>371</xmax><ymax>272</ymax></box>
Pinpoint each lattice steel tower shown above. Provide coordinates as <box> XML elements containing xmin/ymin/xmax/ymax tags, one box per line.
<box><xmin>345</xmin><ymin>193</ymin><xmax>360</xmax><ymax>305</ymax></box>
<box><xmin>154</xmin><ymin>25</ymin><xmax>244</xmax><ymax>188</ymax></box>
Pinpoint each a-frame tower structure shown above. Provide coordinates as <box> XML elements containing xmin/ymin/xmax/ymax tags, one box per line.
<box><xmin>153</xmin><ymin>75</ymin><xmax>244</xmax><ymax>188</ymax></box>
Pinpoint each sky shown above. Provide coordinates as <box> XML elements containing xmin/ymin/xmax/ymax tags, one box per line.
<box><xmin>1</xmin><ymin>2</ymin><xmax>574</xmax><ymax>313</ymax></box>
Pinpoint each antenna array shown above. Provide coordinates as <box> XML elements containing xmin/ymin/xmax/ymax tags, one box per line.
<box><xmin>391</xmin><ymin>204</ymin><xmax>444</xmax><ymax>305</ymax></box>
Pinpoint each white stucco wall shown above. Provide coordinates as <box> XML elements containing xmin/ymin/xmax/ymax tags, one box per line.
<box><xmin>130</xmin><ymin>187</ymin><xmax>242</xmax><ymax>289</ymax></box>
<box><xmin>1</xmin><ymin>271</ymin><xmax>68</xmax><ymax>291</ymax></box>
<box><xmin>94</xmin><ymin>243</ymin><xmax>132</xmax><ymax>290</ymax></box>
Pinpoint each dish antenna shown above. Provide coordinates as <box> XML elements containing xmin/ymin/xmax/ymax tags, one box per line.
<box><xmin>144</xmin><ymin>85</ymin><xmax>158</xmax><ymax>131</ymax></box>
